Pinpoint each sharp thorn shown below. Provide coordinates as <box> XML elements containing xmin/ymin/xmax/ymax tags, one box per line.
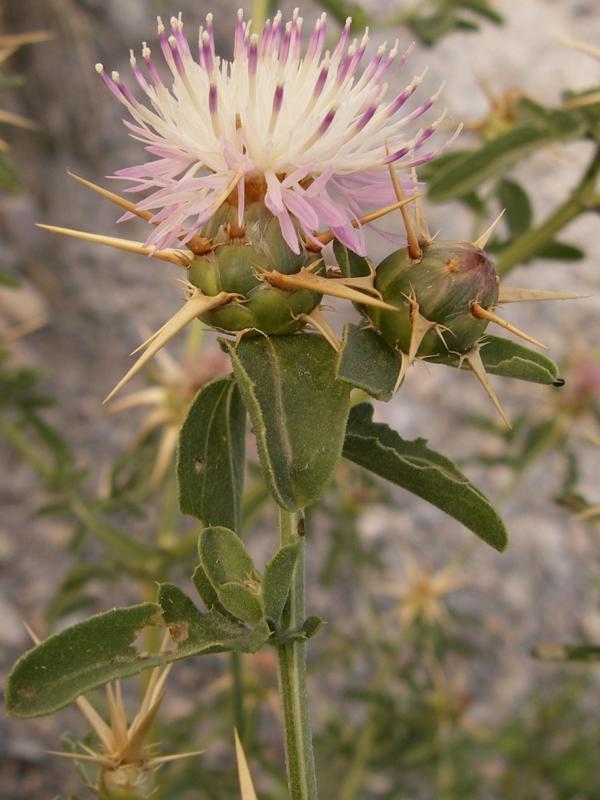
<box><xmin>498</xmin><ymin>287</ymin><xmax>587</xmax><ymax>303</ymax></box>
<box><xmin>470</xmin><ymin>302</ymin><xmax>547</xmax><ymax>348</ymax></box>
<box><xmin>315</xmin><ymin>194</ymin><xmax>420</xmax><ymax>245</ymax></box>
<box><xmin>298</xmin><ymin>307</ymin><xmax>340</xmax><ymax>351</ymax></box>
<box><xmin>263</xmin><ymin>269</ymin><xmax>397</xmax><ymax>310</ymax></box>
<box><xmin>386</xmin><ymin>141</ymin><xmax>422</xmax><ymax>260</ymax></box>
<box><xmin>103</xmin><ymin>291</ymin><xmax>233</xmax><ymax>403</ymax></box>
<box><xmin>36</xmin><ymin>224</ymin><xmax>191</xmax><ymax>267</ymax></box>
<box><xmin>463</xmin><ymin>348</ymin><xmax>511</xmax><ymax>428</ymax></box>
<box><xmin>473</xmin><ymin>209</ymin><xmax>505</xmax><ymax>250</ymax></box>
<box><xmin>23</xmin><ymin>622</ymin><xmax>41</xmax><ymax>645</ymax></box>
<box><xmin>408</xmin><ymin>298</ymin><xmax>437</xmax><ymax>364</ymax></box>
<box><xmin>234</xmin><ymin>729</ymin><xmax>259</xmax><ymax>800</ymax></box>
<box><xmin>68</xmin><ymin>172</ymin><xmax>154</xmax><ymax>222</ymax></box>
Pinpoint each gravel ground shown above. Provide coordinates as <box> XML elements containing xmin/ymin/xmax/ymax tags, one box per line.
<box><xmin>1</xmin><ymin>0</ymin><xmax>599</xmax><ymax>797</ymax></box>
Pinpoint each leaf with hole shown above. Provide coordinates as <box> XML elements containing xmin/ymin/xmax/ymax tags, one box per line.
<box><xmin>177</xmin><ymin>376</ymin><xmax>245</xmax><ymax>531</ymax></box>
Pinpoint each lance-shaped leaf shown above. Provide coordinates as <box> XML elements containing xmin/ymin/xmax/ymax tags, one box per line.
<box><xmin>428</xmin><ymin>119</ymin><xmax>583</xmax><ymax>202</ymax></box>
<box><xmin>7</xmin><ymin>588</ymin><xmax>270</xmax><ymax>718</ymax></box>
<box><xmin>177</xmin><ymin>376</ymin><xmax>246</xmax><ymax>531</ymax></box>
<box><xmin>533</xmin><ymin>643</ymin><xmax>600</xmax><ymax>662</ymax></box>
<box><xmin>343</xmin><ymin>404</ymin><xmax>507</xmax><ymax>551</ymax></box>
<box><xmin>223</xmin><ymin>334</ymin><xmax>351</xmax><ymax>510</ymax></box>
<box><xmin>336</xmin><ymin>324</ymin><xmax>401</xmax><ymax>401</ymax></box>
<box><xmin>5</xmin><ymin>603</ymin><xmax>164</xmax><ymax>718</ymax></box>
<box><xmin>431</xmin><ymin>335</ymin><xmax>560</xmax><ymax>384</ymax></box>
<box><xmin>496</xmin><ymin>178</ymin><xmax>532</xmax><ymax>238</ymax></box>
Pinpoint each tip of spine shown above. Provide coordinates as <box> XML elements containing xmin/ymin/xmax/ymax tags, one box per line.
<box><xmin>95</xmin><ymin>63</ymin><xmax>104</xmax><ymax>73</ymax></box>
<box><xmin>111</xmin><ymin>70</ymin><xmax>120</xmax><ymax>81</ymax></box>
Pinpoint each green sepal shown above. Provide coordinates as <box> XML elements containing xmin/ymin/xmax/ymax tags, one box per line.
<box><xmin>177</xmin><ymin>376</ymin><xmax>245</xmax><ymax>531</ymax></box>
<box><xmin>223</xmin><ymin>333</ymin><xmax>351</xmax><ymax>510</ymax></box>
<box><xmin>262</xmin><ymin>543</ymin><xmax>300</xmax><ymax>627</ymax></box>
<box><xmin>336</xmin><ymin>324</ymin><xmax>401</xmax><ymax>401</ymax></box>
<box><xmin>343</xmin><ymin>403</ymin><xmax>508</xmax><ymax>551</ymax></box>
<box><xmin>431</xmin><ymin>335</ymin><xmax>561</xmax><ymax>384</ymax></box>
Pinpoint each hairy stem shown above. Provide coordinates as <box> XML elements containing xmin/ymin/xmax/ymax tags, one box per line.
<box><xmin>276</xmin><ymin>508</ymin><xmax>318</xmax><ymax>800</ymax></box>
<box><xmin>496</xmin><ymin>145</ymin><xmax>600</xmax><ymax>276</ymax></box>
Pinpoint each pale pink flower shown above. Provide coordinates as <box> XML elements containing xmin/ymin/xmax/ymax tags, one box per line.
<box><xmin>96</xmin><ymin>9</ymin><xmax>448</xmax><ymax>255</ymax></box>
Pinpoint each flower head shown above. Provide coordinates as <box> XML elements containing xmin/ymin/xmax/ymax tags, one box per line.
<box><xmin>95</xmin><ymin>9</ymin><xmax>447</xmax><ymax>255</ymax></box>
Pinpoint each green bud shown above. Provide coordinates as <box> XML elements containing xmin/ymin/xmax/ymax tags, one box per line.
<box><xmin>367</xmin><ymin>241</ymin><xmax>499</xmax><ymax>357</ymax></box>
<box><xmin>98</xmin><ymin>765</ymin><xmax>155</xmax><ymax>800</ymax></box>
<box><xmin>188</xmin><ymin>203</ymin><xmax>322</xmax><ymax>335</ymax></box>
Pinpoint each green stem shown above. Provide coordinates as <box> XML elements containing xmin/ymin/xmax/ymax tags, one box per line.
<box><xmin>0</xmin><ymin>412</ymin><xmax>52</xmax><ymax>478</ymax></box>
<box><xmin>496</xmin><ymin>145</ymin><xmax>600</xmax><ymax>276</ymax></box>
<box><xmin>276</xmin><ymin>508</ymin><xmax>318</xmax><ymax>800</ymax></box>
<box><xmin>338</xmin><ymin>719</ymin><xmax>376</xmax><ymax>800</ymax></box>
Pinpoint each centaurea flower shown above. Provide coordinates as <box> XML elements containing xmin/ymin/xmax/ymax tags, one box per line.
<box><xmin>95</xmin><ymin>9</ymin><xmax>447</xmax><ymax>256</ymax></box>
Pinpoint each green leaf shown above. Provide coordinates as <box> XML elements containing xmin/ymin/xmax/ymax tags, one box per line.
<box><xmin>199</xmin><ymin>526</ymin><xmax>259</xmax><ymax>587</ymax></box>
<box><xmin>0</xmin><ymin>152</ymin><xmax>19</xmax><ymax>194</ymax></box>
<box><xmin>6</xmin><ymin>586</ymin><xmax>271</xmax><ymax>718</ymax></box>
<box><xmin>158</xmin><ymin>583</ymin><xmax>268</xmax><ymax>655</ymax></box>
<box><xmin>333</xmin><ymin>240</ymin><xmax>371</xmax><ymax>279</ymax></box>
<box><xmin>497</xmin><ymin>179</ymin><xmax>532</xmax><ymax>237</ymax></box>
<box><xmin>343</xmin><ymin>404</ymin><xmax>507</xmax><ymax>551</ymax></box>
<box><xmin>198</xmin><ymin>526</ymin><xmax>263</xmax><ymax>624</ymax></box>
<box><xmin>262</xmin><ymin>543</ymin><xmax>300</xmax><ymax>626</ymax></box>
<box><xmin>533</xmin><ymin>643</ymin><xmax>600</xmax><ymax>662</ymax></box>
<box><xmin>192</xmin><ymin>563</ymin><xmax>233</xmax><ymax>617</ymax></box>
<box><xmin>5</xmin><ymin>603</ymin><xmax>164</xmax><ymax>718</ymax></box>
<box><xmin>535</xmin><ymin>240</ymin><xmax>585</xmax><ymax>261</ymax></box>
<box><xmin>300</xmin><ymin>615</ymin><xmax>325</xmax><ymax>640</ymax></box>
<box><xmin>336</xmin><ymin>324</ymin><xmax>401</xmax><ymax>401</ymax></box>
<box><xmin>431</xmin><ymin>335</ymin><xmax>561</xmax><ymax>385</ymax></box>
<box><xmin>217</xmin><ymin>583</ymin><xmax>264</xmax><ymax>625</ymax></box>
<box><xmin>177</xmin><ymin>376</ymin><xmax>246</xmax><ymax>531</ymax></box>
<box><xmin>223</xmin><ymin>334</ymin><xmax>351</xmax><ymax>510</ymax></box>
<box><xmin>428</xmin><ymin>122</ymin><xmax>583</xmax><ymax>202</ymax></box>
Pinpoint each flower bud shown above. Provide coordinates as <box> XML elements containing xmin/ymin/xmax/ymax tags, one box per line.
<box><xmin>188</xmin><ymin>203</ymin><xmax>323</xmax><ymax>334</ymax></box>
<box><xmin>367</xmin><ymin>241</ymin><xmax>499</xmax><ymax>357</ymax></box>
<box><xmin>98</xmin><ymin>765</ymin><xmax>155</xmax><ymax>800</ymax></box>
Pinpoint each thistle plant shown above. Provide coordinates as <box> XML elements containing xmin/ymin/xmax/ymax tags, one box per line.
<box><xmin>3</xmin><ymin>8</ymin><xmax>588</xmax><ymax>800</ymax></box>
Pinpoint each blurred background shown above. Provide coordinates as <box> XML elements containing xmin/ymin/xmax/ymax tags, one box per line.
<box><xmin>1</xmin><ymin>1</ymin><xmax>599</xmax><ymax>798</ymax></box>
